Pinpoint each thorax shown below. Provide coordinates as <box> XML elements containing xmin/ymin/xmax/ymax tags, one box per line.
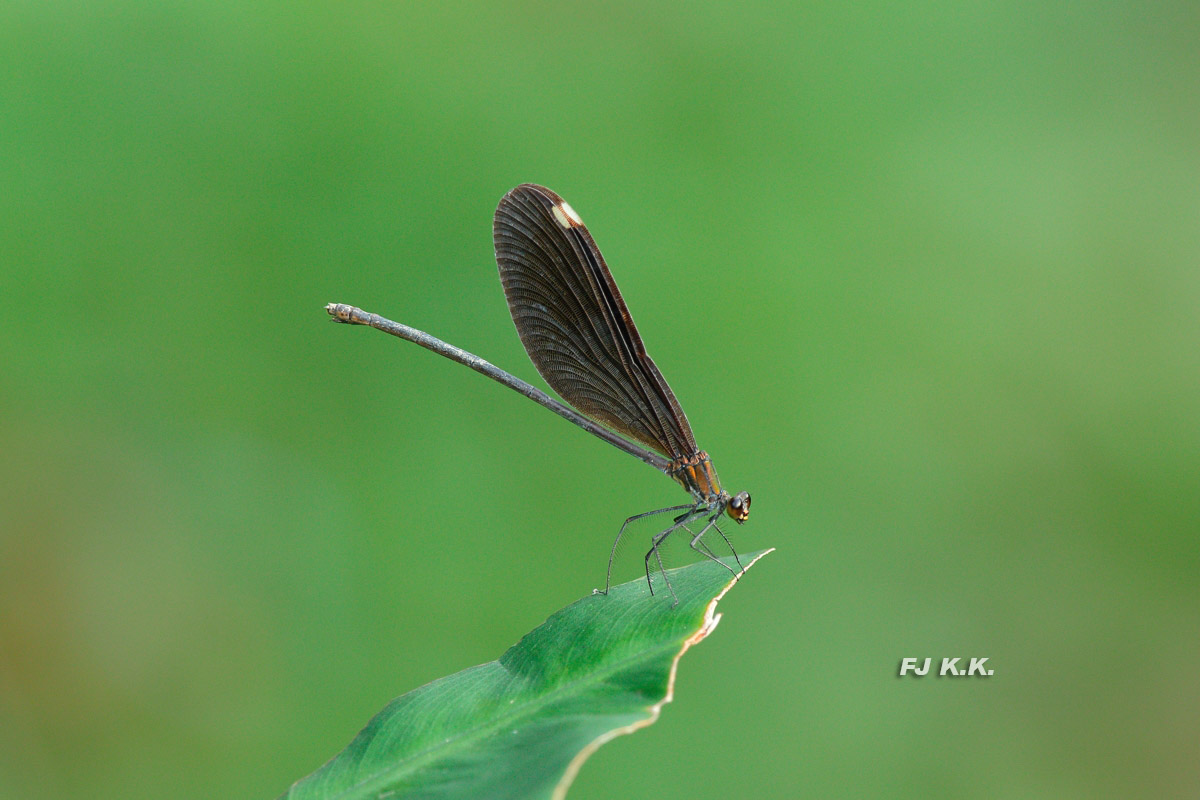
<box><xmin>668</xmin><ymin>451</ymin><xmax>726</xmax><ymax>504</ymax></box>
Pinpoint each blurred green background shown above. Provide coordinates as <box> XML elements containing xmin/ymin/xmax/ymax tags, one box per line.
<box><xmin>2</xmin><ymin>1</ymin><xmax>1197</xmax><ymax>797</ymax></box>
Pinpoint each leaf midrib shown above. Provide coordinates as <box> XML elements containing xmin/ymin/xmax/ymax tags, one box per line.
<box><xmin>329</xmin><ymin>632</ymin><xmax>687</xmax><ymax>799</ymax></box>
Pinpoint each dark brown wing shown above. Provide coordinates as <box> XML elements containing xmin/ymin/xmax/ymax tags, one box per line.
<box><xmin>493</xmin><ymin>184</ymin><xmax>697</xmax><ymax>459</ymax></box>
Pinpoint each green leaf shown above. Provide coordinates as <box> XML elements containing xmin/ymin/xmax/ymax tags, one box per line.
<box><xmin>282</xmin><ymin>548</ymin><xmax>773</xmax><ymax>800</ymax></box>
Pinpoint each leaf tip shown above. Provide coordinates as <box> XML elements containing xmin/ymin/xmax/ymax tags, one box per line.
<box><xmin>552</xmin><ymin>547</ymin><xmax>774</xmax><ymax>800</ymax></box>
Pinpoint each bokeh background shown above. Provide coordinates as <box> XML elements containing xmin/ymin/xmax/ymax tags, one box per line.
<box><xmin>2</xmin><ymin>2</ymin><xmax>1197</xmax><ymax>798</ymax></box>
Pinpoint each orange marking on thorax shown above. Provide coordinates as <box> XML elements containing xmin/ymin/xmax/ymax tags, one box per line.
<box><xmin>669</xmin><ymin>451</ymin><xmax>723</xmax><ymax>502</ymax></box>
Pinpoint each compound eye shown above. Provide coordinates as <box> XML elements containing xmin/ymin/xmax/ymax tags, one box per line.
<box><xmin>726</xmin><ymin>491</ymin><xmax>751</xmax><ymax>523</ymax></box>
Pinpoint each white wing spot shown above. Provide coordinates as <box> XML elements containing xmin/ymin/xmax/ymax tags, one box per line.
<box><xmin>552</xmin><ymin>201</ymin><xmax>583</xmax><ymax>228</ymax></box>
